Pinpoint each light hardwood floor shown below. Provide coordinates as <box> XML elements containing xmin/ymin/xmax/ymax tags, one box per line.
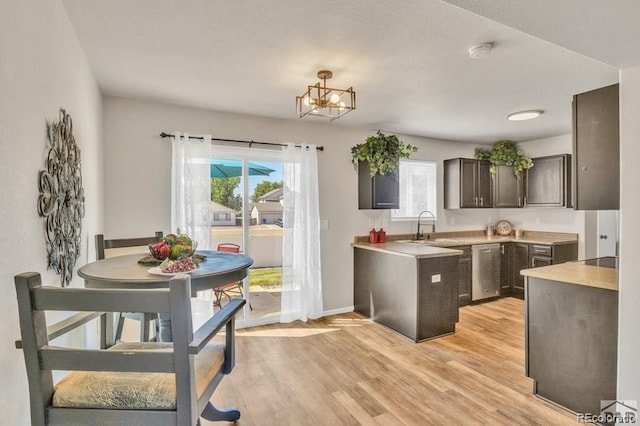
<box><xmin>210</xmin><ymin>297</ymin><xmax>578</xmax><ymax>425</ymax></box>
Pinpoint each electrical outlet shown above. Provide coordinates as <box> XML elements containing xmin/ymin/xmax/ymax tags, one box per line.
<box><xmin>432</xmin><ymin>274</ymin><xmax>441</xmax><ymax>283</ymax></box>
<box><xmin>535</xmin><ymin>217</ymin><xmax>541</xmax><ymax>225</ymax></box>
<box><xmin>320</xmin><ymin>219</ymin><xmax>329</xmax><ymax>230</ymax></box>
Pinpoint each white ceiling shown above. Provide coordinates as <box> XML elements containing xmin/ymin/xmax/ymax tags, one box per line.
<box><xmin>61</xmin><ymin>0</ymin><xmax>634</xmax><ymax>143</ymax></box>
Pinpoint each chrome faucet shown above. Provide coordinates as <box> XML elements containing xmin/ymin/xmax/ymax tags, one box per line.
<box><xmin>416</xmin><ymin>210</ymin><xmax>436</xmax><ymax>240</ymax></box>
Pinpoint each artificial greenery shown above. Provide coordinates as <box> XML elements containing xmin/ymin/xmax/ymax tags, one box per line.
<box><xmin>474</xmin><ymin>140</ymin><xmax>533</xmax><ymax>177</ymax></box>
<box><xmin>351</xmin><ymin>130</ymin><xmax>418</xmax><ymax>176</ymax></box>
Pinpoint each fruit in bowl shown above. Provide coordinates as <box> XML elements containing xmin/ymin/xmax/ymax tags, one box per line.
<box><xmin>149</xmin><ymin>233</ymin><xmax>196</xmax><ymax>261</ymax></box>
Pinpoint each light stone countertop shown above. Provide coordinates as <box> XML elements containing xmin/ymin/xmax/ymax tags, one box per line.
<box><xmin>520</xmin><ymin>262</ymin><xmax>618</xmax><ymax>291</ymax></box>
<box><xmin>353</xmin><ymin>230</ymin><xmax>578</xmax><ymax>247</ymax></box>
<box><xmin>352</xmin><ymin>241</ymin><xmax>463</xmax><ymax>259</ymax></box>
<box><xmin>352</xmin><ymin>230</ymin><xmax>578</xmax><ymax>260</ymax></box>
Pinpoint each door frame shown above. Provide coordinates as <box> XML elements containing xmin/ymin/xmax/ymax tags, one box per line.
<box><xmin>211</xmin><ymin>146</ymin><xmax>284</xmax><ymax>327</ymax></box>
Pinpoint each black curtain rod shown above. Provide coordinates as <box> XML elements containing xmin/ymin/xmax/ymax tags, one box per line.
<box><xmin>160</xmin><ymin>132</ymin><xmax>324</xmax><ymax>151</ymax></box>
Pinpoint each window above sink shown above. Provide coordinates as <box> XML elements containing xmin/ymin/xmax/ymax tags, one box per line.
<box><xmin>391</xmin><ymin>160</ymin><xmax>437</xmax><ymax>221</ymax></box>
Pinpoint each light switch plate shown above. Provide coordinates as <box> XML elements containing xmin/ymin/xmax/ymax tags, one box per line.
<box><xmin>432</xmin><ymin>274</ymin><xmax>441</xmax><ymax>283</ymax></box>
<box><xmin>320</xmin><ymin>219</ymin><xmax>329</xmax><ymax>230</ymax></box>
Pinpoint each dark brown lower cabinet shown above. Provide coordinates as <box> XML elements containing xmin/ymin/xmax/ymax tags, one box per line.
<box><xmin>511</xmin><ymin>243</ymin><xmax>530</xmax><ymax>298</ymax></box>
<box><xmin>509</xmin><ymin>242</ymin><xmax>578</xmax><ymax>299</ymax></box>
<box><xmin>526</xmin><ymin>276</ymin><xmax>617</xmax><ymax>418</ymax></box>
<box><xmin>354</xmin><ymin>247</ymin><xmax>460</xmax><ymax>341</ymax></box>
<box><xmin>500</xmin><ymin>243</ymin><xmax>513</xmax><ymax>296</ymax></box>
<box><xmin>453</xmin><ymin>246</ymin><xmax>471</xmax><ymax>308</ymax></box>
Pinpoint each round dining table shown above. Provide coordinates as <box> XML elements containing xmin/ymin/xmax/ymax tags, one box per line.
<box><xmin>78</xmin><ymin>250</ymin><xmax>253</xmax><ymax>345</ymax></box>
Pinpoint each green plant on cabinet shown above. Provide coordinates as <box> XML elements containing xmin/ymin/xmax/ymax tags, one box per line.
<box><xmin>351</xmin><ymin>130</ymin><xmax>418</xmax><ymax>176</ymax></box>
<box><xmin>474</xmin><ymin>140</ymin><xmax>533</xmax><ymax>177</ymax></box>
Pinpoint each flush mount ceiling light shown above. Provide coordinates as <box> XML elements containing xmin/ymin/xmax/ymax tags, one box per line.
<box><xmin>296</xmin><ymin>70</ymin><xmax>356</xmax><ymax>121</ymax></box>
<box><xmin>507</xmin><ymin>110</ymin><xmax>544</xmax><ymax>121</ymax></box>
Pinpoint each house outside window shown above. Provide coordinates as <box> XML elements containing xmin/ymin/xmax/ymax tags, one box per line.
<box><xmin>391</xmin><ymin>160</ymin><xmax>437</xmax><ymax>220</ymax></box>
<box><xmin>214</xmin><ymin>212</ymin><xmax>232</xmax><ymax>222</ymax></box>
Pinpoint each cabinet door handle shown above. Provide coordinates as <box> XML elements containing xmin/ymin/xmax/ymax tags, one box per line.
<box><xmin>376</xmin><ymin>202</ymin><xmax>396</xmax><ymax>206</ymax></box>
<box><xmin>523</xmin><ymin>196</ymin><xmax>527</xmax><ymax>206</ymax></box>
<box><xmin>480</xmin><ymin>197</ymin><xmax>484</xmax><ymax>206</ymax></box>
<box><xmin>474</xmin><ymin>197</ymin><xmax>478</xmax><ymax>206</ymax></box>
<box><xmin>518</xmin><ymin>197</ymin><xmax>521</xmax><ymax>207</ymax></box>
<box><xmin>501</xmin><ymin>245</ymin><xmax>504</xmax><ymax>255</ymax></box>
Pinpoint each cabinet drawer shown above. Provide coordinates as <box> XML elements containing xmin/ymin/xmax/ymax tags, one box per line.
<box><xmin>531</xmin><ymin>255</ymin><xmax>552</xmax><ymax>268</ymax></box>
<box><xmin>531</xmin><ymin>245</ymin><xmax>552</xmax><ymax>257</ymax></box>
<box><xmin>449</xmin><ymin>245</ymin><xmax>471</xmax><ymax>258</ymax></box>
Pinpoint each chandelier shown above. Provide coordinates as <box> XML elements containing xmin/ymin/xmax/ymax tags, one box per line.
<box><xmin>296</xmin><ymin>70</ymin><xmax>356</xmax><ymax>120</ymax></box>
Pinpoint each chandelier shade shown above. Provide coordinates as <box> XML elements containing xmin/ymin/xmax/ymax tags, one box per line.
<box><xmin>296</xmin><ymin>70</ymin><xmax>356</xmax><ymax>120</ymax></box>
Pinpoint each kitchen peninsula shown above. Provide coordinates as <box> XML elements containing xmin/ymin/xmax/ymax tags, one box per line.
<box><xmin>353</xmin><ymin>241</ymin><xmax>462</xmax><ymax>342</ymax></box>
<box><xmin>521</xmin><ymin>258</ymin><xmax>618</xmax><ymax>418</ymax></box>
<box><xmin>353</xmin><ymin>230</ymin><xmax>578</xmax><ymax>342</ymax></box>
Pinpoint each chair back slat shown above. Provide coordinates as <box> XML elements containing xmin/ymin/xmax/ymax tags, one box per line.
<box><xmin>40</xmin><ymin>348</ymin><xmax>175</xmax><ymax>373</ymax></box>
<box><xmin>32</xmin><ymin>286</ymin><xmax>172</xmax><ymax>313</ymax></box>
<box><xmin>96</xmin><ymin>232</ymin><xmax>163</xmax><ymax>260</ymax></box>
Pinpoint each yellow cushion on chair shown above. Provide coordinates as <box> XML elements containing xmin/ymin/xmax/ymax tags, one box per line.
<box><xmin>51</xmin><ymin>342</ymin><xmax>225</xmax><ymax>410</ymax></box>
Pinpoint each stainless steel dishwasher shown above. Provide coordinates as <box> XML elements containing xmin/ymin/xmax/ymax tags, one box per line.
<box><xmin>471</xmin><ymin>243</ymin><xmax>501</xmax><ymax>301</ymax></box>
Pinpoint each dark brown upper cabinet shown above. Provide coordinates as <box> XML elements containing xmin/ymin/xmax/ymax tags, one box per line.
<box><xmin>493</xmin><ymin>164</ymin><xmax>524</xmax><ymax>208</ymax></box>
<box><xmin>444</xmin><ymin>158</ymin><xmax>492</xmax><ymax>209</ymax></box>
<box><xmin>524</xmin><ymin>154</ymin><xmax>572</xmax><ymax>208</ymax></box>
<box><xmin>572</xmin><ymin>83</ymin><xmax>619</xmax><ymax>210</ymax></box>
<box><xmin>358</xmin><ymin>161</ymin><xmax>399</xmax><ymax>209</ymax></box>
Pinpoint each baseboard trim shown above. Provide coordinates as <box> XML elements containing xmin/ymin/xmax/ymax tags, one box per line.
<box><xmin>322</xmin><ymin>306</ymin><xmax>354</xmax><ymax>317</ymax></box>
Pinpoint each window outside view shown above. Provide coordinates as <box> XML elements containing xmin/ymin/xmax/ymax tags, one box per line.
<box><xmin>392</xmin><ymin>160</ymin><xmax>437</xmax><ymax>220</ymax></box>
<box><xmin>210</xmin><ymin>158</ymin><xmax>283</xmax><ymax>322</ymax></box>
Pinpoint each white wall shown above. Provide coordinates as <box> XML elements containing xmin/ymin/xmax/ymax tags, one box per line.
<box><xmin>103</xmin><ymin>97</ymin><xmax>588</xmax><ymax>312</ymax></box>
<box><xmin>103</xmin><ymin>96</ymin><xmax>502</xmax><ymax>312</ymax></box>
<box><xmin>0</xmin><ymin>0</ymin><xmax>102</xmax><ymax>423</ymax></box>
<box><xmin>618</xmin><ymin>66</ymin><xmax>640</xmax><ymax>407</ymax></box>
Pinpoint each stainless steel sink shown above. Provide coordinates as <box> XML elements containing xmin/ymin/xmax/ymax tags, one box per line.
<box><xmin>432</xmin><ymin>238</ymin><xmax>464</xmax><ymax>243</ymax></box>
<box><xmin>396</xmin><ymin>238</ymin><xmax>464</xmax><ymax>245</ymax></box>
<box><xmin>396</xmin><ymin>239</ymin><xmax>438</xmax><ymax>245</ymax></box>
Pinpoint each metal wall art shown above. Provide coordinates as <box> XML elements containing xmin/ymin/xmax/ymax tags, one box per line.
<box><xmin>37</xmin><ymin>109</ymin><xmax>85</xmax><ymax>287</ymax></box>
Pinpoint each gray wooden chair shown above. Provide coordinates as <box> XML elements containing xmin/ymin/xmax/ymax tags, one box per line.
<box><xmin>96</xmin><ymin>232</ymin><xmax>163</xmax><ymax>342</ymax></box>
<box><xmin>15</xmin><ymin>272</ymin><xmax>245</xmax><ymax>426</ymax></box>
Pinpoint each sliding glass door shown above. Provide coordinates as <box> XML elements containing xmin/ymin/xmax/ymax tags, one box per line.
<box><xmin>209</xmin><ymin>146</ymin><xmax>283</xmax><ymax>326</ymax></box>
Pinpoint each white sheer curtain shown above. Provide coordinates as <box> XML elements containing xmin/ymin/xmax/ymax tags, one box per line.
<box><xmin>280</xmin><ymin>143</ymin><xmax>323</xmax><ymax>322</ymax></box>
<box><xmin>170</xmin><ymin>132</ymin><xmax>212</xmax><ymax>250</ymax></box>
<box><xmin>170</xmin><ymin>132</ymin><xmax>213</xmax><ymax>315</ymax></box>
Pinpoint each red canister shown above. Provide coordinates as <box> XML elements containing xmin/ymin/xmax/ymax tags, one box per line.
<box><xmin>377</xmin><ymin>228</ymin><xmax>386</xmax><ymax>243</ymax></box>
<box><xmin>369</xmin><ymin>228</ymin><xmax>379</xmax><ymax>243</ymax></box>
